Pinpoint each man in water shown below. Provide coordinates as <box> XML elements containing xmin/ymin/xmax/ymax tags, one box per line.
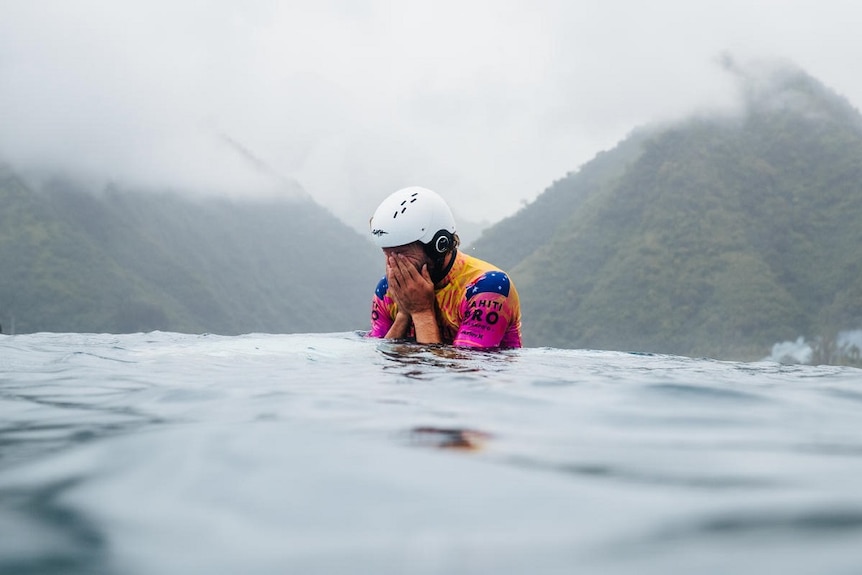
<box><xmin>367</xmin><ymin>186</ymin><xmax>522</xmax><ymax>349</ymax></box>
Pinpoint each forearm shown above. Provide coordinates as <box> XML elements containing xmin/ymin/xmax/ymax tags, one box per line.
<box><xmin>410</xmin><ymin>310</ymin><xmax>442</xmax><ymax>344</ymax></box>
<box><xmin>384</xmin><ymin>311</ymin><xmax>412</xmax><ymax>339</ymax></box>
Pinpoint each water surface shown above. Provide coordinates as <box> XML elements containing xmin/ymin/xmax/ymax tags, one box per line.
<box><xmin>2</xmin><ymin>332</ymin><xmax>862</xmax><ymax>574</ymax></box>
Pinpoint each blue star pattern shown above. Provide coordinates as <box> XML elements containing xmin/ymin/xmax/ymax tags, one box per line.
<box><xmin>466</xmin><ymin>271</ymin><xmax>511</xmax><ymax>300</ymax></box>
<box><xmin>374</xmin><ymin>276</ymin><xmax>389</xmax><ymax>300</ymax></box>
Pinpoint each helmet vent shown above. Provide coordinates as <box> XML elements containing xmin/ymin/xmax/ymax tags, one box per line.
<box><xmin>392</xmin><ymin>194</ymin><xmax>419</xmax><ymax>219</ymax></box>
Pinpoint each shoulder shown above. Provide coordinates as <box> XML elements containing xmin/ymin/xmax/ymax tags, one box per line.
<box><xmin>466</xmin><ymin>269</ymin><xmax>512</xmax><ymax>299</ymax></box>
<box><xmin>374</xmin><ymin>276</ymin><xmax>389</xmax><ymax>299</ymax></box>
<box><xmin>456</xmin><ymin>253</ymin><xmax>515</xmax><ymax>299</ymax></box>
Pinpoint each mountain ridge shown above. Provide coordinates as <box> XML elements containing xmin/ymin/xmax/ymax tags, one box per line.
<box><xmin>471</xmin><ymin>63</ymin><xmax>862</xmax><ymax>360</ymax></box>
<box><xmin>1</xmin><ymin>168</ymin><xmax>381</xmax><ymax>335</ymax></box>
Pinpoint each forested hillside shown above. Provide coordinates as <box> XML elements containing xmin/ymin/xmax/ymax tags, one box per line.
<box><xmin>471</xmin><ymin>65</ymin><xmax>862</xmax><ymax>360</ymax></box>
<box><xmin>0</xmin><ymin>168</ymin><xmax>382</xmax><ymax>334</ymax></box>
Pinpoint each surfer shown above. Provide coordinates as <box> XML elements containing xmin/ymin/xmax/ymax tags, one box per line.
<box><xmin>367</xmin><ymin>187</ymin><xmax>522</xmax><ymax>349</ymax></box>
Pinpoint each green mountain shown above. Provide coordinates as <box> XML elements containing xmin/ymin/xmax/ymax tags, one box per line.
<box><xmin>471</xmin><ymin>64</ymin><xmax>862</xmax><ymax>360</ymax></box>
<box><xmin>0</xmin><ymin>168</ymin><xmax>382</xmax><ymax>334</ymax></box>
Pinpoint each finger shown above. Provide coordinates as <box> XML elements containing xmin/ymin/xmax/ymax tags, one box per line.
<box><xmin>387</xmin><ymin>259</ymin><xmax>408</xmax><ymax>304</ymax></box>
<box><xmin>396</xmin><ymin>254</ymin><xmax>420</xmax><ymax>280</ymax></box>
<box><xmin>387</xmin><ymin>255</ymin><xmax>402</xmax><ymax>286</ymax></box>
<box><xmin>419</xmin><ymin>263</ymin><xmax>431</xmax><ymax>282</ymax></box>
<box><xmin>388</xmin><ymin>255</ymin><xmax>406</xmax><ymax>282</ymax></box>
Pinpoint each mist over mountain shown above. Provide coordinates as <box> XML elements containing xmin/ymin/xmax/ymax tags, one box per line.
<box><xmin>471</xmin><ymin>62</ymin><xmax>862</xmax><ymax>360</ymax></box>
<box><xmin>0</xmin><ymin>167</ymin><xmax>381</xmax><ymax>335</ymax></box>
<box><xmin>5</xmin><ymin>58</ymin><xmax>862</xmax><ymax>360</ymax></box>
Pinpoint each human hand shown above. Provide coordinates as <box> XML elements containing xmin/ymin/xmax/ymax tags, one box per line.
<box><xmin>386</xmin><ymin>253</ymin><xmax>435</xmax><ymax>316</ymax></box>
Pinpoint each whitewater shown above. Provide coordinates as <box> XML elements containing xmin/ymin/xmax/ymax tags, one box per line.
<box><xmin>2</xmin><ymin>331</ymin><xmax>862</xmax><ymax>575</ymax></box>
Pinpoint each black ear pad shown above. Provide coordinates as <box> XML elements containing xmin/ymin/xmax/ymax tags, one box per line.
<box><xmin>425</xmin><ymin>230</ymin><xmax>454</xmax><ymax>258</ymax></box>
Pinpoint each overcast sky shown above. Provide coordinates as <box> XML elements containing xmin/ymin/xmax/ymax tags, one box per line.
<box><xmin>2</xmin><ymin>1</ymin><xmax>862</xmax><ymax>232</ymax></box>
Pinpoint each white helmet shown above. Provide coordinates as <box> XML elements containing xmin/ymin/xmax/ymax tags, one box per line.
<box><xmin>369</xmin><ymin>187</ymin><xmax>456</xmax><ymax>255</ymax></box>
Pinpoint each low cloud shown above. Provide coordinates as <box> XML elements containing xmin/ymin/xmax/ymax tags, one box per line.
<box><xmin>2</xmin><ymin>1</ymin><xmax>862</xmax><ymax>232</ymax></box>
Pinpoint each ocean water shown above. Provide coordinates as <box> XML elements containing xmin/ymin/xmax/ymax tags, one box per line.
<box><xmin>2</xmin><ymin>331</ymin><xmax>862</xmax><ymax>575</ymax></box>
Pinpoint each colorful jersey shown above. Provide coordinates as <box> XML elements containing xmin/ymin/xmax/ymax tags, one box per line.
<box><xmin>368</xmin><ymin>251</ymin><xmax>522</xmax><ymax>349</ymax></box>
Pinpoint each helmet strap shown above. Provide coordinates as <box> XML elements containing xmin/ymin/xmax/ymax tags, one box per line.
<box><xmin>429</xmin><ymin>248</ymin><xmax>457</xmax><ymax>285</ymax></box>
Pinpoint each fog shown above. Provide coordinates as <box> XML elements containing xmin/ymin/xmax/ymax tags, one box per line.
<box><xmin>3</xmin><ymin>0</ymin><xmax>862</xmax><ymax>233</ymax></box>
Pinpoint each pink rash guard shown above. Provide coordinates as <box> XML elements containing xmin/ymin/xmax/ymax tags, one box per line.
<box><xmin>368</xmin><ymin>251</ymin><xmax>522</xmax><ymax>349</ymax></box>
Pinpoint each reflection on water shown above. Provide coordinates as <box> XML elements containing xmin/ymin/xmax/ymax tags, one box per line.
<box><xmin>0</xmin><ymin>373</ymin><xmax>162</xmax><ymax>470</ymax></box>
<box><xmin>377</xmin><ymin>340</ymin><xmax>515</xmax><ymax>380</ymax></box>
<box><xmin>657</xmin><ymin>507</ymin><xmax>862</xmax><ymax>538</ymax></box>
<box><xmin>2</xmin><ymin>332</ymin><xmax>862</xmax><ymax>575</ymax></box>
<box><xmin>0</xmin><ymin>478</ymin><xmax>110</xmax><ymax>575</ymax></box>
<box><xmin>504</xmin><ymin>454</ymin><xmax>781</xmax><ymax>490</ymax></box>
<box><xmin>408</xmin><ymin>426</ymin><xmax>493</xmax><ymax>451</ymax></box>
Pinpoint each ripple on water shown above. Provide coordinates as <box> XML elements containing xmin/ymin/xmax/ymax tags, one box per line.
<box><xmin>3</xmin><ymin>332</ymin><xmax>862</xmax><ymax>574</ymax></box>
